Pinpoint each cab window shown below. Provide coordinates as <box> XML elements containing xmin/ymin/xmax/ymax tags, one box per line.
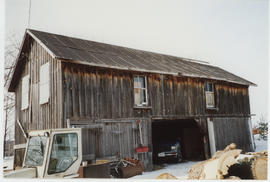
<box><xmin>25</xmin><ymin>136</ymin><xmax>47</xmax><ymax>166</ymax></box>
<box><xmin>48</xmin><ymin>133</ymin><xmax>78</xmax><ymax>174</ymax></box>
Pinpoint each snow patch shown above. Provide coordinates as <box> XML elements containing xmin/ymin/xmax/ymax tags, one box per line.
<box><xmin>254</xmin><ymin>134</ymin><xmax>268</xmax><ymax>152</ymax></box>
<box><xmin>130</xmin><ymin>161</ymin><xmax>197</xmax><ymax>179</ymax></box>
<box><xmin>3</xmin><ymin>156</ymin><xmax>14</xmax><ymax>170</ymax></box>
<box><xmin>130</xmin><ymin>135</ymin><xmax>268</xmax><ymax>179</ymax></box>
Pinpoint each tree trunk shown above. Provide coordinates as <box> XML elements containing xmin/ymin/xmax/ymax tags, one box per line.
<box><xmin>156</xmin><ymin>173</ymin><xmax>177</xmax><ymax>179</ymax></box>
<box><xmin>251</xmin><ymin>155</ymin><xmax>268</xmax><ymax>180</ymax></box>
<box><xmin>188</xmin><ymin>143</ymin><xmax>242</xmax><ymax>180</ymax></box>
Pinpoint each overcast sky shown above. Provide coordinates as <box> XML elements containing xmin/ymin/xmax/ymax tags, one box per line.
<box><xmin>4</xmin><ymin>0</ymin><xmax>269</xmax><ymax>124</ymax></box>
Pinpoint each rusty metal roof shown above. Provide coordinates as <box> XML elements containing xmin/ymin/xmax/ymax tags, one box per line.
<box><xmin>8</xmin><ymin>29</ymin><xmax>256</xmax><ymax>91</ymax></box>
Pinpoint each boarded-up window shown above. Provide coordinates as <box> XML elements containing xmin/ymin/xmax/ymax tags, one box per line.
<box><xmin>134</xmin><ymin>76</ymin><xmax>148</xmax><ymax>106</ymax></box>
<box><xmin>21</xmin><ymin>75</ymin><xmax>29</xmax><ymax>110</ymax></box>
<box><xmin>205</xmin><ymin>82</ymin><xmax>215</xmax><ymax>108</ymax></box>
<box><xmin>40</xmin><ymin>62</ymin><xmax>50</xmax><ymax>104</ymax></box>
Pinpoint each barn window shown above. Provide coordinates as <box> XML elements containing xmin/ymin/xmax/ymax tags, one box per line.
<box><xmin>21</xmin><ymin>74</ymin><xmax>29</xmax><ymax>110</ymax></box>
<box><xmin>40</xmin><ymin>62</ymin><xmax>50</xmax><ymax>104</ymax></box>
<box><xmin>134</xmin><ymin>75</ymin><xmax>148</xmax><ymax>106</ymax></box>
<box><xmin>205</xmin><ymin>82</ymin><xmax>215</xmax><ymax>108</ymax></box>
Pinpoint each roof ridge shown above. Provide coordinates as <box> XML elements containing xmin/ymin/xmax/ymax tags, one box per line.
<box><xmin>12</xmin><ymin>29</ymin><xmax>255</xmax><ymax>88</ymax></box>
<box><xmin>28</xmin><ymin>29</ymin><xmax>212</xmax><ymax>66</ymax></box>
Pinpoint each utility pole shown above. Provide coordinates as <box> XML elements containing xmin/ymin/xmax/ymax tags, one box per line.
<box><xmin>28</xmin><ymin>0</ymin><xmax>32</xmax><ymax>28</ymax></box>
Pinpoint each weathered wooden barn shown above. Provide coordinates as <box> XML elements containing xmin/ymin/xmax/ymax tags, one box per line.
<box><xmin>8</xmin><ymin>29</ymin><xmax>255</xmax><ymax>170</ymax></box>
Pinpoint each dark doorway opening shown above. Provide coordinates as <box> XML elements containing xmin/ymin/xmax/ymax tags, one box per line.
<box><xmin>152</xmin><ymin>119</ymin><xmax>205</xmax><ymax>164</ymax></box>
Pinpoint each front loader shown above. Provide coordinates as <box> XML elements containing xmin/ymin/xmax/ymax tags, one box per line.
<box><xmin>4</xmin><ymin>128</ymin><xmax>83</xmax><ymax>178</ymax></box>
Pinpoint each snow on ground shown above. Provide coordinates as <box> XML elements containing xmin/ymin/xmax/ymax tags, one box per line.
<box><xmin>3</xmin><ymin>156</ymin><xmax>14</xmax><ymax>170</ymax></box>
<box><xmin>237</xmin><ymin>135</ymin><xmax>268</xmax><ymax>161</ymax></box>
<box><xmin>254</xmin><ymin>134</ymin><xmax>268</xmax><ymax>152</ymax></box>
<box><xmin>131</xmin><ymin>135</ymin><xmax>268</xmax><ymax>179</ymax></box>
<box><xmin>2</xmin><ymin>134</ymin><xmax>267</xmax><ymax>178</ymax></box>
<box><xmin>130</xmin><ymin>161</ymin><xmax>198</xmax><ymax>179</ymax></box>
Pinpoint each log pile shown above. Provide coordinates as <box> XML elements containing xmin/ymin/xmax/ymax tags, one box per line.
<box><xmin>188</xmin><ymin>143</ymin><xmax>242</xmax><ymax>179</ymax></box>
<box><xmin>156</xmin><ymin>173</ymin><xmax>177</xmax><ymax>179</ymax></box>
<box><xmin>188</xmin><ymin>143</ymin><xmax>268</xmax><ymax>180</ymax></box>
<box><xmin>236</xmin><ymin>151</ymin><xmax>268</xmax><ymax>180</ymax></box>
<box><xmin>251</xmin><ymin>155</ymin><xmax>267</xmax><ymax>180</ymax></box>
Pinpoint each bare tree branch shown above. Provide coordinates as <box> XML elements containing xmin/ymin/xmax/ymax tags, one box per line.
<box><xmin>3</xmin><ymin>33</ymin><xmax>20</xmax><ymax>156</ymax></box>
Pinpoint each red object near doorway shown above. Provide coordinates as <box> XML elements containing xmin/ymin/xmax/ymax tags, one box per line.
<box><xmin>136</xmin><ymin>146</ymin><xmax>149</xmax><ymax>153</ymax></box>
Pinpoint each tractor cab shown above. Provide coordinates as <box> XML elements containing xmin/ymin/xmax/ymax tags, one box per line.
<box><xmin>5</xmin><ymin>128</ymin><xmax>82</xmax><ymax>178</ymax></box>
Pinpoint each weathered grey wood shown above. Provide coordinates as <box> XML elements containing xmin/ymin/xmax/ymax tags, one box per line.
<box><xmin>213</xmin><ymin>117</ymin><xmax>253</xmax><ymax>152</ymax></box>
<box><xmin>13</xmin><ymin>36</ymin><xmax>64</xmax><ymax>166</ymax></box>
<box><xmin>12</xmin><ymin>36</ymin><xmax>253</xmax><ymax>171</ymax></box>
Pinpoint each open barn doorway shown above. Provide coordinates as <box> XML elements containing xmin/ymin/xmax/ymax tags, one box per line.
<box><xmin>152</xmin><ymin>119</ymin><xmax>205</xmax><ymax>164</ymax></box>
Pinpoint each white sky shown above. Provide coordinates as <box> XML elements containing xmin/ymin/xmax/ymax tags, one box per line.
<box><xmin>3</xmin><ymin>0</ymin><xmax>269</xmax><ymax>124</ymax></box>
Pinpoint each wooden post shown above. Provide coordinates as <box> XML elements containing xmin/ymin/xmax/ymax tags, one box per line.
<box><xmin>67</xmin><ymin>118</ymin><xmax>71</xmax><ymax>128</ymax></box>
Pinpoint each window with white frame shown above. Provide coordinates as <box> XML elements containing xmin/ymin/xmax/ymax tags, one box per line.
<box><xmin>134</xmin><ymin>76</ymin><xmax>148</xmax><ymax>106</ymax></box>
<box><xmin>21</xmin><ymin>74</ymin><xmax>29</xmax><ymax>110</ymax></box>
<box><xmin>40</xmin><ymin>62</ymin><xmax>50</xmax><ymax>104</ymax></box>
<box><xmin>205</xmin><ymin>82</ymin><xmax>215</xmax><ymax>108</ymax></box>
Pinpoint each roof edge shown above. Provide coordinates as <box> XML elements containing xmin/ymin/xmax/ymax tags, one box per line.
<box><xmin>60</xmin><ymin>58</ymin><xmax>256</xmax><ymax>86</ymax></box>
<box><xmin>7</xmin><ymin>29</ymin><xmax>28</xmax><ymax>92</ymax></box>
<box><xmin>8</xmin><ymin>29</ymin><xmax>57</xmax><ymax>92</ymax></box>
<box><xmin>59</xmin><ymin>58</ymin><xmax>179</xmax><ymax>76</ymax></box>
<box><xmin>26</xmin><ymin>29</ymin><xmax>56</xmax><ymax>59</ymax></box>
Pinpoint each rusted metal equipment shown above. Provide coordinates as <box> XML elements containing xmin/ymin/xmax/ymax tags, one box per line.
<box><xmin>78</xmin><ymin>160</ymin><xmax>111</xmax><ymax>178</ymax></box>
<box><xmin>110</xmin><ymin>157</ymin><xmax>144</xmax><ymax>178</ymax></box>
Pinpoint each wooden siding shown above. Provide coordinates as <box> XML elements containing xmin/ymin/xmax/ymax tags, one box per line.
<box><xmin>212</xmin><ymin>117</ymin><xmax>254</xmax><ymax>152</ymax></box>
<box><xmin>62</xmin><ymin>63</ymin><xmax>134</xmax><ymax>123</ymax></box>
<box><xmin>195</xmin><ymin>118</ymin><xmax>211</xmax><ymax>159</ymax></box>
<box><xmin>14</xmin><ymin>38</ymin><xmax>62</xmax><ymax>144</ymax></box>
<box><xmin>62</xmin><ymin>62</ymin><xmax>250</xmax><ymax>123</ymax></box>
<box><xmin>73</xmin><ymin>118</ymin><xmax>153</xmax><ymax>171</ymax></box>
<box><xmin>215</xmin><ymin>84</ymin><xmax>250</xmax><ymax>115</ymax></box>
<box><xmin>13</xmin><ymin>46</ymin><xmax>252</xmax><ymax>169</ymax></box>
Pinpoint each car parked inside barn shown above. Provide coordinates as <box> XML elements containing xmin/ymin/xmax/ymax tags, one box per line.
<box><xmin>153</xmin><ymin>139</ymin><xmax>183</xmax><ymax>163</ymax></box>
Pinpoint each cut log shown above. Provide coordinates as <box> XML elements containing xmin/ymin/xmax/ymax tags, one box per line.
<box><xmin>156</xmin><ymin>173</ymin><xmax>177</xmax><ymax>179</ymax></box>
<box><xmin>246</xmin><ymin>150</ymin><xmax>268</xmax><ymax>157</ymax></box>
<box><xmin>227</xmin><ymin>150</ymin><xmax>268</xmax><ymax>179</ymax></box>
<box><xmin>251</xmin><ymin>156</ymin><xmax>267</xmax><ymax>180</ymax></box>
<box><xmin>188</xmin><ymin>143</ymin><xmax>242</xmax><ymax>180</ymax></box>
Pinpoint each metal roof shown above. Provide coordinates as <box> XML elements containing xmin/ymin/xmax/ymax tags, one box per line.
<box><xmin>8</xmin><ymin>29</ymin><xmax>256</xmax><ymax>91</ymax></box>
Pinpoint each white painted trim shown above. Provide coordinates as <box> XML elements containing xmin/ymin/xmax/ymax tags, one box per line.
<box><xmin>27</xmin><ymin>29</ymin><xmax>56</xmax><ymax>59</ymax></box>
<box><xmin>39</xmin><ymin>62</ymin><xmax>50</xmax><ymax>104</ymax></box>
<box><xmin>134</xmin><ymin>75</ymin><xmax>148</xmax><ymax>106</ymax></box>
<box><xmin>207</xmin><ymin>118</ymin><xmax>216</xmax><ymax>156</ymax></box>
<box><xmin>21</xmin><ymin>74</ymin><xmax>29</xmax><ymax>110</ymax></box>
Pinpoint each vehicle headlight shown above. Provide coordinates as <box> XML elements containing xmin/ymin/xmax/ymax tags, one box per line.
<box><xmin>171</xmin><ymin>146</ymin><xmax>176</xmax><ymax>150</ymax></box>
